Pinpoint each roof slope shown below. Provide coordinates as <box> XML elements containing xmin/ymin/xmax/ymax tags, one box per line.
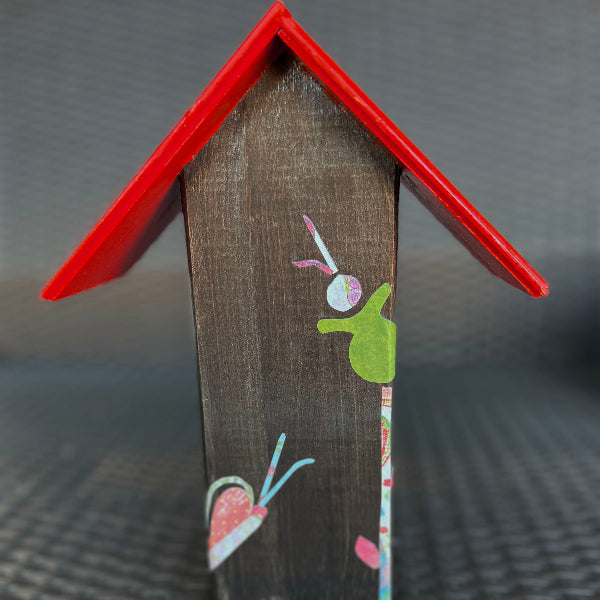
<box><xmin>42</xmin><ymin>1</ymin><xmax>548</xmax><ymax>300</ymax></box>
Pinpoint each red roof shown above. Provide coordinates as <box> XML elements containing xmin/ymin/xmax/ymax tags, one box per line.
<box><xmin>42</xmin><ymin>1</ymin><xmax>548</xmax><ymax>300</ymax></box>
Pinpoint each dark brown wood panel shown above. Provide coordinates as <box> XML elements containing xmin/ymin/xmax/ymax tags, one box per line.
<box><xmin>181</xmin><ymin>54</ymin><xmax>398</xmax><ymax>600</ymax></box>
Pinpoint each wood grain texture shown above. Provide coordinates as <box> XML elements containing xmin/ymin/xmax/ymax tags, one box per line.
<box><xmin>181</xmin><ymin>54</ymin><xmax>398</xmax><ymax>600</ymax></box>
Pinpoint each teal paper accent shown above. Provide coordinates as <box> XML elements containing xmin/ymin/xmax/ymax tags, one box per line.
<box><xmin>259</xmin><ymin>433</ymin><xmax>286</xmax><ymax>501</ymax></box>
<box><xmin>258</xmin><ymin>458</ymin><xmax>315</xmax><ymax>507</ymax></box>
<box><xmin>317</xmin><ymin>284</ymin><xmax>396</xmax><ymax>383</ymax></box>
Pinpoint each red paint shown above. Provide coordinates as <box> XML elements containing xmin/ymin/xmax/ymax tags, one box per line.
<box><xmin>42</xmin><ymin>1</ymin><xmax>548</xmax><ymax>301</ymax></box>
<box><xmin>251</xmin><ymin>505</ymin><xmax>268</xmax><ymax>518</ymax></box>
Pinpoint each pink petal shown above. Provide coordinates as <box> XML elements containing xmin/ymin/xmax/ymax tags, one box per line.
<box><xmin>355</xmin><ymin>535</ymin><xmax>380</xmax><ymax>569</ymax></box>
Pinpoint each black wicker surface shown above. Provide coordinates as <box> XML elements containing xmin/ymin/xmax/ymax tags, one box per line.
<box><xmin>0</xmin><ymin>366</ymin><xmax>212</xmax><ymax>600</ymax></box>
<box><xmin>394</xmin><ymin>367</ymin><xmax>600</xmax><ymax>600</ymax></box>
<box><xmin>1</xmin><ymin>365</ymin><xmax>598</xmax><ymax>599</ymax></box>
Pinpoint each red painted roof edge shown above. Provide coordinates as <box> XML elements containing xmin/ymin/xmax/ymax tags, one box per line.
<box><xmin>42</xmin><ymin>1</ymin><xmax>548</xmax><ymax>300</ymax></box>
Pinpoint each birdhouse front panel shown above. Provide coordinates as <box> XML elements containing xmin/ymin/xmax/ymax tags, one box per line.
<box><xmin>181</xmin><ymin>54</ymin><xmax>398</xmax><ymax>599</ymax></box>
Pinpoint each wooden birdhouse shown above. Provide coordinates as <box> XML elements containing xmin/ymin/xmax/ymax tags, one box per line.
<box><xmin>42</xmin><ymin>3</ymin><xmax>548</xmax><ymax>599</ymax></box>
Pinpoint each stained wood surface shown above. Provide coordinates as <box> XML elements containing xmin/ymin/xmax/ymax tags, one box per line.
<box><xmin>181</xmin><ymin>54</ymin><xmax>398</xmax><ymax>599</ymax></box>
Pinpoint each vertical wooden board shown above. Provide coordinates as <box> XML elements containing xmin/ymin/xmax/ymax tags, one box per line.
<box><xmin>182</xmin><ymin>55</ymin><xmax>398</xmax><ymax>599</ymax></box>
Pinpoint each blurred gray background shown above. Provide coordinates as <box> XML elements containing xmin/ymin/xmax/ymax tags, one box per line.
<box><xmin>1</xmin><ymin>1</ymin><xmax>599</xmax><ymax>599</ymax></box>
